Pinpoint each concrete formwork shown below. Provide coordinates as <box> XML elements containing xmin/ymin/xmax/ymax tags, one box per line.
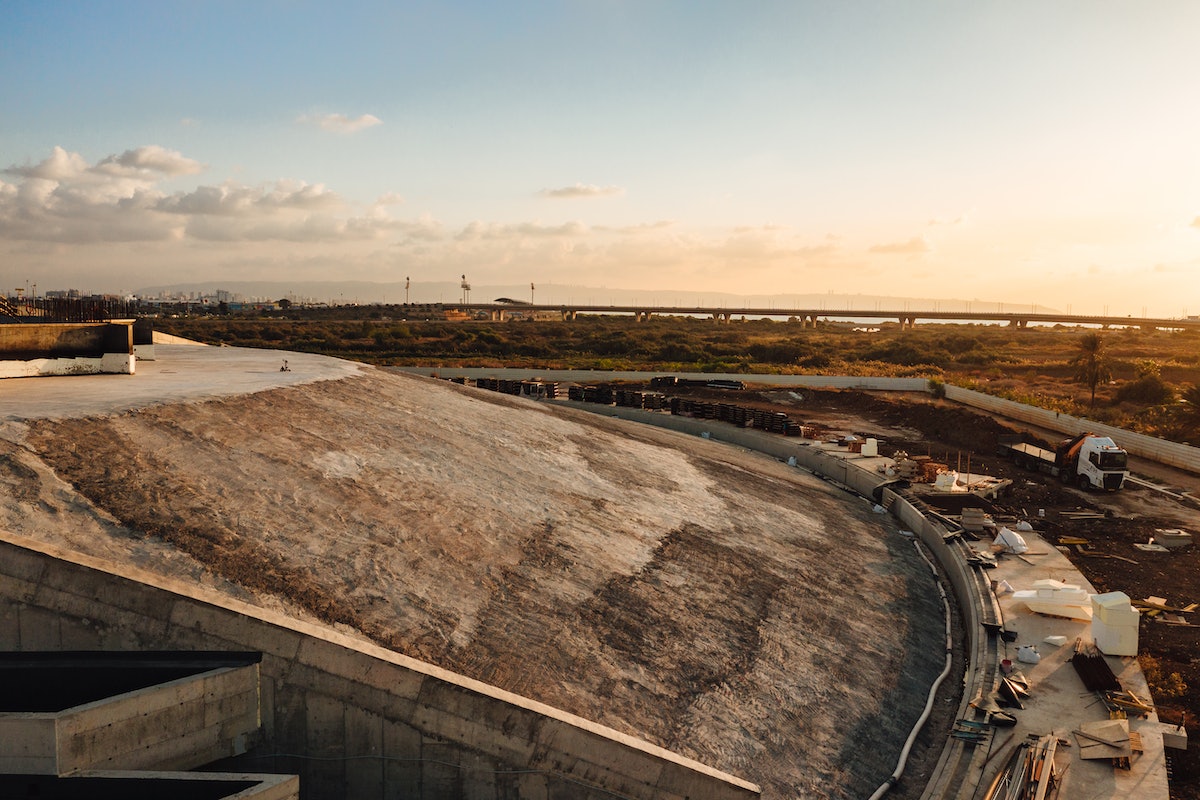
<box><xmin>0</xmin><ymin>532</ymin><xmax>761</xmax><ymax>800</ymax></box>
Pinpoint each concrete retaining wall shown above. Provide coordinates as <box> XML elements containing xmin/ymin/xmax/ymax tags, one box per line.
<box><xmin>56</xmin><ymin>665</ymin><xmax>261</xmax><ymax>774</ymax></box>
<box><xmin>0</xmin><ymin>532</ymin><xmax>759</xmax><ymax>800</ymax></box>
<box><xmin>1</xmin><ymin>663</ymin><xmax>260</xmax><ymax>775</ymax></box>
<box><xmin>0</xmin><ymin>323</ymin><xmax>136</xmax><ymax>377</ymax></box>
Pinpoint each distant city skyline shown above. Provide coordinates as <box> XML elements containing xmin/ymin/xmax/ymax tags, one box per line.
<box><xmin>3</xmin><ymin>2</ymin><xmax>1199</xmax><ymax>317</ymax></box>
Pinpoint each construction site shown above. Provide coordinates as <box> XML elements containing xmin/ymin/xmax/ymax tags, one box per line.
<box><xmin>1</xmin><ymin>337</ymin><xmax>1197</xmax><ymax>799</ymax></box>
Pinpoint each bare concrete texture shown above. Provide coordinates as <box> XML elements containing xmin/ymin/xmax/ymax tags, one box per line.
<box><xmin>0</xmin><ymin>346</ymin><xmax>946</xmax><ymax>799</ymax></box>
<box><xmin>0</xmin><ymin>533</ymin><xmax>758</xmax><ymax>800</ymax></box>
<box><xmin>0</xmin><ymin>664</ymin><xmax>260</xmax><ymax>775</ymax></box>
<box><xmin>0</xmin><ymin>345</ymin><xmax>361</xmax><ymax>421</ymax></box>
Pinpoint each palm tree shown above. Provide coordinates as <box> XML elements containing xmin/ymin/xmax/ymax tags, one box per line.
<box><xmin>1071</xmin><ymin>332</ymin><xmax>1112</xmax><ymax>407</ymax></box>
<box><xmin>1177</xmin><ymin>384</ymin><xmax>1200</xmax><ymax>439</ymax></box>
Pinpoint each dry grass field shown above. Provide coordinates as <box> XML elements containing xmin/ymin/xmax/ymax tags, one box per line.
<box><xmin>154</xmin><ymin>313</ymin><xmax>1200</xmax><ymax>440</ymax></box>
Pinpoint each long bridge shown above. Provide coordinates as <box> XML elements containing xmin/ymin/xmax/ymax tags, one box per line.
<box><xmin>449</xmin><ymin>302</ymin><xmax>1200</xmax><ymax>331</ymax></box>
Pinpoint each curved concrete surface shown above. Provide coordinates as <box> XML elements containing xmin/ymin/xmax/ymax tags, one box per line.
<box><xmin>0</xmin><ymin>345</ymin><xmax>363</xmax><ymax>422</ymax></box>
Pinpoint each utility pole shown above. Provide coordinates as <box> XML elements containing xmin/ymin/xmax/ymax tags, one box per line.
<box><xmin>405</xmin><ymin>276</ymin><xmax>410</xmax><ymax>305</ymax></box>
<box><xmin>531</xmin><ymin>282</ymin><xmax>535</xmax><ymax>305</ymax></box>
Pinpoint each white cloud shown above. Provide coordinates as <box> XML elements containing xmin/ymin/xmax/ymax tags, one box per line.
<box><xmin>456</xmin><ymin>220</ymin><xmax>589</xmax><ymax>241</ymax></box>
<box><xmin>0</xmin><ymin>146</ymin><xmax>389</xmax><ymax>245</ymax></box>
<box><xmin>95</xmin><ymin>146</ymin><xmax>203</xmax><ymax>177</ymax></box>
<box><xmin>927</xmin><ymin>212</ymin><xmax>971</xmax><ymax>227</ymax></box>
<box><xmin>160</xmin><ymin>180</ymin><xmax>340</xmax><ymax>216</ymax></box>
<box><xmin>374</xmin><ymin>192</ymin><xmax>405</xmax><ymax>206</ymax></box>
<box><xmin>298</xmin><ymin>113</ymin><xmax>383</xmax><ymax>134</ymax></box>
<box><xmin>868</xmin><ymin>235</ymin><xmax>931</xmax><ymax>255</ymax></box>
<box><xmin>540</xmin><ymin>183</ymin><xmax>624</xmax><ymax>199</ymax></box>
<box><xmin>4</xmin><ymin>146</ymin><xmax>90</xmax><ymax>181</ymax></box>
<box><xmin>1</xmin><ymin>145</ymin><xmax>856</xmax><ymax>295</ymax></box>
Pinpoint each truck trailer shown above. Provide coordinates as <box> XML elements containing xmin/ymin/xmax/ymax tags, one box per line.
<box><xmin>997</xmin><ymin>432</ymin><xmax>1129</xmax><ymax>491</ymax></box>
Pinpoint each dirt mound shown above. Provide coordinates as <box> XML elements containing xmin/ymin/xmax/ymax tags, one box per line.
<box><xmin>5</xmin><ymin>367</ymin><xmax>947</xmax><ymax>799</ymax></box>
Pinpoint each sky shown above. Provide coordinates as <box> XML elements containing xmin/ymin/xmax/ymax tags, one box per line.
<box><xmin>2</xmin><ymin>1</ymin><xmax>1199</xmax><ymax>315</ymax></box>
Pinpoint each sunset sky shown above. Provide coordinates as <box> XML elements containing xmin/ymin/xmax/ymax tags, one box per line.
<box><xmin>3</xmin><ymin>1</ymin><xmax>1199</xmax><ymax>315</ymax></box>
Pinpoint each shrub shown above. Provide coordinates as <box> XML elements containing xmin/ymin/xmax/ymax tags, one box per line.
<box><xmin>1140</xmin><ymin>653</ymin><xmax>1188</xmax><ymax>701</ymax></box>
<box><xmin>1115</xmin><ymin>374</ymin><xmax>1175</xmax><ymax>405</ymax></box>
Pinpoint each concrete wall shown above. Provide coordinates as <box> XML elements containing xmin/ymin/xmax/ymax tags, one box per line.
<box><xmin>0</xmin><ymin>323</ymin><xmax>131</xmax><ymax>356</ymax></box>
<box><xmin>24</xmin><ymin>771</ymin><xmax>300</xmax><ymax>800</ymax></box>
<box><xmin>0</xmin><ymin>323</ymin><xmax>136</xmax><ymax>377</ymax></box>
<box><xmin>0</xmin><ymin>532</ymin><xmax>760</xmax><ymax>800</ymax></box>
<box><xmin>56</xmin><ymin>665</ymin><xmax>261</xmax><ymax>774</ymax></box>
<box><xmin>0</xmin><ymin>665</ymin><xmax>259</xmax><ymax>775</ymax></box>
<box><xmin>0</xmin><ymin>715</ymin><xmax>57</xmax><ymax>773</ymax></box>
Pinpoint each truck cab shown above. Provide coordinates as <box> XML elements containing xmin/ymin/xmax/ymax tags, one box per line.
<box><xmin>1076</xmin><ymin>436</ymin><xmax>1128</xmax><ymax>490</ymax></box>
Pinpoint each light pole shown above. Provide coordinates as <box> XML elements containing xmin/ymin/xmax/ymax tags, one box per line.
<box><xmin>531</xmin><ymin>282</ymin><xmax>535</xmax><ymax>305</ymax></box>
<box><xmin>405</xmin><ymin>277</ymin><xmax>410</xmax><ymax>305</ymax></box>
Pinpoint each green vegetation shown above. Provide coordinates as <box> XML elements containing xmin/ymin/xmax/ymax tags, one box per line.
<box><xmin>1070</xmin><ymin>332</ymin><xmax>1113</xmax><ymax>407</ymax></box>
<box><xmin>153</xmin><ymin>308</ymin><xmax>1200</xmax><ymax>442</ymax></box>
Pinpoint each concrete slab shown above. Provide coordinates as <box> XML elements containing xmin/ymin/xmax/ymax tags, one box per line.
<box><xmin>0</xmin><ymin>344</ymin><xmax>364</xmax><ymax>423</ymax></box>
<box><xmin>966</xmin><ymin>531</ymin><xmax>1170</xmax><ymax>799</ymax></box>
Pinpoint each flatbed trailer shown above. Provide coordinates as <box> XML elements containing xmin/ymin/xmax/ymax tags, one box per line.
<box><xmin>997</xmin><ymin>433</ymin><xmax>1128</xmax><ymax>491</ymax></box>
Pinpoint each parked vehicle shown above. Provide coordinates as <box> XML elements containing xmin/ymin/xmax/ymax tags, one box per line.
<box><xmin>997</xmin><ymin>433</ymin><xmax>1128</xmax><ymax>491</ymax></box>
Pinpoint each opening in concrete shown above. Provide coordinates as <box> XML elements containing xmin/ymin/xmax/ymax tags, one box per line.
<box><xmin>0</xmin><ymin>774</ymin><xmax>260</xmax><ymax>799</ymax></box>
<box><xmin>0</xmin><ymin>651</ymin><xmax>262</xmax><ymax>712</ymax></box>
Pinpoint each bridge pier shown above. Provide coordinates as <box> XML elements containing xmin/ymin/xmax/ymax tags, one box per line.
<box><xmin>711</xmin><ymin>312</ymin><xmax>732</xmax><ymax>324</ymax></box>
<box><xmin>561</xmin><ymin>310</ymin><xmax>577</xmax><ymax>321</ymax></box>
<box><xmin>899</xmin><ymin>316</ymin><xmax>917</xmax><ymax>330</ymax></box>
<box><xmin>1008</xmin><ymin>318</ymin><xmax>1028</xmax><ymax>329</ymax></box>
<box><xmin>636</xmin><ymin>310</ymin><xmax>654</xmax><ymax>322</ymax></box>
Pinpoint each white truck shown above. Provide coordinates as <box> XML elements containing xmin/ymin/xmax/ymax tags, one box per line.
<box><xmin>997</xmin><ymin>432</ymin><xmax>1129</xmax><ymax>491</ymax></box>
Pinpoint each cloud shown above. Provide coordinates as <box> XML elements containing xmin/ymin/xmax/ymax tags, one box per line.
<box><xmin>1191</xmin><ymin>216</ymin><xmax>1200</xmax><ymax>229</ymax></box>
<box><xmin>927</xmin><ymin>213</ymin><xmax>970</xmax><ymax>227</ymax></box>
<box><xmin>1</xmin><ymin>145</ymin><xmax>854</xmax><ymax>294</ymax></box>
<box><xmin>596</xmin><ymin>220</ymin><xmax>676</xmax><ymax>234</ymax></box>
<box><xmin>298</xmin><ymin>113</ymin><xmax>383</xmax><ymax>134</ymax></box>
<box><xmin>869</xmin><ymin>235</ymin><xmax>931</xmax><ymax>255</ymax></box>
<box><xmin>95</xmin><ymin>146</ymin><xmax>204</xmax><ymax>177</ymax></box>
<box><xmin>456</xmin><ymin>220</ymin><xmax>589</xmax><ymax>241</ymax></box>
<box><xmin>0</xmin><ymin>145</ymin><xmax>392</xmax><ymax>245</ymax></box>
<box><xmin>158</xmin><ymin>180</ymin><xmax>341</xmax><ymax>216</ymax></box>
<box><xmin>4</xmin><ymin>146</ymin><xmax>90</xmax><ymax>181</ymax></box>
<box><xmin>540</xmin><ymin>183</ymin><xmax>624</xmax><ymax>199</ymax></box>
